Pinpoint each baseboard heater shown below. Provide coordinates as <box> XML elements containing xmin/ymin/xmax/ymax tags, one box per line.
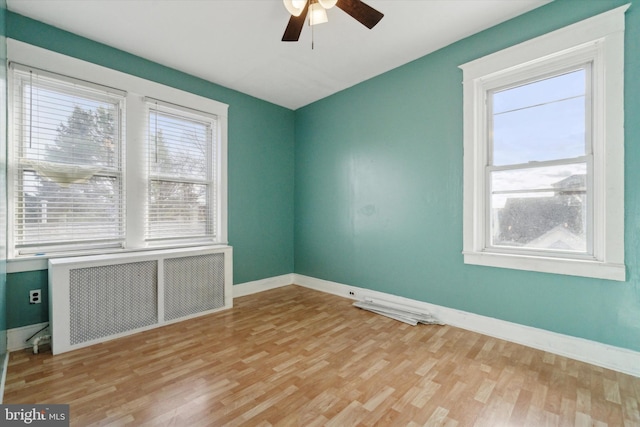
<box><xmin>354</xmin><ymin>299</ymin><xmax>443</xmax><ymax>326</ymax></box>
<box><xmin>48</xmin><ymin>245</ymin><xmax>232</xmax><ymax>355</ymax></box>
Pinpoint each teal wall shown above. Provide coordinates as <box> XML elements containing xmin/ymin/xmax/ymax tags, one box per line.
<box><xmin>5</xmin><ymin>12</ymin><xmax>295</xmax><ymax>328</ymax></box>
<box><xmin>294</xmin><ymin>0</ymin><xmax>640</xmax><ymax>352</ymax></box>
<box><xmin>6</xmin><ymin>271</ymin><xmax>46</xmax><ymax>329</ymax></box>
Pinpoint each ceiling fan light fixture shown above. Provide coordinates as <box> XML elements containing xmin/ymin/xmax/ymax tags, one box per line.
<box><xmin>282</xmin><ymin>0</ymin><xmax>383</xmax><ymax>43</ymax></box>
<box><xmin>318</xmin><ymin>0</ymin><xmax>338</xmax><ymax>9</ymax></box>
<box><xmin>309</xmin><ymin>2</ymin><xmax>328</xmax><ymax>25</ymax></box>
<box><xmin>283</xmin><ymin>0</ymin><xmax>306</xmax><ymax>17</ymax></box>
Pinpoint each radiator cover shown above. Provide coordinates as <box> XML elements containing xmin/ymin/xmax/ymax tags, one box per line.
<box><xmin>49</xmin><ymin>246</ymin><xmax>232</xmax><ymax>354</ymax></box>
<box><xmin>164</xmin><ymin>253</ymin><xmax>226</xmax><ymax>321</ymax></box>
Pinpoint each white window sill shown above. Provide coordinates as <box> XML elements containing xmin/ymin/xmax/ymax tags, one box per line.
<box><xmin>7</xmin><ymin>242</ymin><xmax>230</xmax><ymax>274</ymax></box>
<box><xmin>463</xmin><ymin>251</ymin><xmax>626</xmax><ymax>282</ymax></box>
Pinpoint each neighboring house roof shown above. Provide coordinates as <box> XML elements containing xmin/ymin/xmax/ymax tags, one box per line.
<box><xmin>497</xmin><ymin>192</ymin><xmax>585</xmax><ymax>248</ymax></box>
<box><xmin>526</xmin><ymin>224</ymin><xmax>585</xmax><ymax>251</ymax></box>
<box><xmin>552</xmin><ymin>174</ymin><xmax>586</xmax><ymax>194</ymax></box>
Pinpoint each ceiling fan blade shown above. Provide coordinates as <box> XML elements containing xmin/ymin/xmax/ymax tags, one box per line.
<box><xmin>336</xmin><ymin>0</ymin><xmax>383</xmax><ymax>29</ymax></box>
<box><xmin>282</xmin><ymin>1</ymin><xmax>310</xmax><ymax>42</ymax></box>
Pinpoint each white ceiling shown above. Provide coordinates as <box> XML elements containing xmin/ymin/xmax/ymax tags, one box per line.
<box><xmin>6</xmin><ymin>0</ymin><xmax>550</xmax><ymax>110</ymax></box>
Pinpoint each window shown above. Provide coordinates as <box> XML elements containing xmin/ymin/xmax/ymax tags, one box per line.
<box><xmin>8</xmin><ymin>39</ymin><xmax>228</xmax><ymax>259</ymax></box>
<box><xmin>10</xmin><ymin>64</ymin><xmax>126</xmax><ymax>255</ymax></box>
<box><xmin>146</xmin><ymin>100</ymin><xmax>217</xmax><ymax>243</ymax></box>
<box><xmin>489</xmin><ymin>67</ymin><xmax>590</xmax><ymax>255</ymax></box>
<box><xmin>460</xmin><ymin>5</ymin><xmax>627</xmax><ymax>281</ymax></box>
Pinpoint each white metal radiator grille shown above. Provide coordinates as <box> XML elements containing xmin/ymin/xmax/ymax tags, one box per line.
<box><xmin>164</xmin><ymin>253</ymin><xmax>225</xmax><ymax>321</ymax></box>
<box><xmin>70</xmin><ymin>261</ymin><xmax>158</xmax><ymax>345</ymax></box>
<box><xmin>49</xmin><ymin>246</ymin><xmax>233</xmax><ymax>354</ymax></box>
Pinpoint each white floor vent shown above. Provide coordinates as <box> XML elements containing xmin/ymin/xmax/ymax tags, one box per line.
<box><xmin>353</xmin><ymin>299</ymin><xmax>444</xmax><ymax>326</ymax></box>
<box><xmin>49</xmin><ymin>246</ymin><xmax>232</xmax><ymax>355</ymax></box>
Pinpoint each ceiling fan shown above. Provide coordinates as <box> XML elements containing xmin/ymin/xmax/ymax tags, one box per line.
<box><xmin>282</xmin><ymin>0</ymin><xmax>384</xmax><ymax>42</ymax></box>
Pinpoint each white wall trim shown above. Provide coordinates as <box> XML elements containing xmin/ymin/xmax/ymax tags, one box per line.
<box><xmin>7</xmin><ymin>258</ymin><xmax>48</xmax><ymax>273</ymax></box>
<box><xmin>233</xmin><ymin>274</ymin><xmax>294</xmax><ymax>298</ymax></box>
<box><xmin>294</xmin><ymin>274</ymin><xmax>640</xmax><ymax>378</ymax></box>
<box><xmin>7</xmin><ymin>322</ymin><xmax>49</xmax><ymax>352</ymax></box>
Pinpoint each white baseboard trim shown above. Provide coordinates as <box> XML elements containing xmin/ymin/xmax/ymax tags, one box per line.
<box><xmin>9</xmin><ymin>274</ymin><xmax>638</xmax><ymax>378</ymax></box>
<box><xmin>294</xmin><ymin>274</ymin><xmax>640</xmax><ymax>378</ymax></box>
<box><xmin>233</xmin><ymin>274</ymin><xmax>294</xmax><ymax>298</ymax></box>
<box><xmin>7</xmin><ymin>322</ymin><xmax>49</xmax><ymax>352</ymax></box>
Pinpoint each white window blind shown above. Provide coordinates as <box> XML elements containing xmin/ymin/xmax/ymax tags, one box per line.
<box><xmin>146</xmin><ymin>99</ymin><xmax>217</xmax><ymax>243</ymax></box>
<box><xmin>9</xmin><ymin>63</ymin><xmax>126</xmax><ymax>254</ymax></box>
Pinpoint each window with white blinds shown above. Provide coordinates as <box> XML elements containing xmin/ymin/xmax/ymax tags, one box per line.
<box><xmin>146</xmin><ymin>100</ymin><xmax>217</xmax><ymax>242</ymax></box>
<box><xmin>9</xmin><ymin>64</ymin><xmax>125</xmax><ymax>255</ymax></box>
<box><xmin>8</xmin><ymin>40</ymin><xmax>229</xmax><ymax>259</ymax></box>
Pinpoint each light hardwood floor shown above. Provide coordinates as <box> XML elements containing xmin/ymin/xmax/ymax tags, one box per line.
<box><xmin>4</xmin><ymin>285</ymin><xmax>640</xmax><ymax>426</ymax></box>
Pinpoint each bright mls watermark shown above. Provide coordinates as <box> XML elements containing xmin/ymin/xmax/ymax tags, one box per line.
<box><xmin>0</xmin><ymin>405</ymin><xmax>69</xmax><ymax>426</ymax></box>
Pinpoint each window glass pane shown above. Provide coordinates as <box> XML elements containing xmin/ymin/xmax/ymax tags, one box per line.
<box><xmin>12</xmin><ymin>67</ymin><xmax>124</xmax><ymax>251</ymax></box>
<box><xmin>147</xmin><ymin>104</ymin><xmax>215</xmax><ymax>242</ymax></box>
<box><xmin>492</xmin><ymin>69</ymin><xmax>586</xmax><ymax>166</ymax></box>
<box><xmin>493</xmin><ymin>69</ymin><xmax>586</xmax><ymax>114</ymax></box>
<box><xmin>149</xmin><ymin>111</ymin><xmax>209</xmax><ymax>180</ymax></box>
<box><xmin>21</xmin><ymin>82</ymin><xmax>120</xmax><ymax>168</ymax></box>
<box><xmin>17</xmin><ymin>172</ymin><xmax>122</xmax><ymax>245</ymax></box>
<box><xmin>490</xmin><ymin>164</ymin><xmax>587</xmax><ymax>253</ymax></box>
<box><xmin>491</xmin><ymin>163</ymin><xmax>586</xmax><ymax>193</ymax></box>
<box><xmin>148</xmin><ymin>181</ymin><xmax>209</xmax><ymax>239</ymax></box>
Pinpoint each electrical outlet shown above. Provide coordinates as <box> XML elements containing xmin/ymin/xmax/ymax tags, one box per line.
<box><xmin>348</xmin><ymin>290</ymin><xmax>356</xmax><ymax>297</ymax></box>
<box><xmin>29</xmin><ymin>289</ymin><xmax>41</xmax><ymax>304</ymax></box>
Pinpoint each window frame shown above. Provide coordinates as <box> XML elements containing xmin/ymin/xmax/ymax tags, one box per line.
<box><xmin>7</xmin><ymin>39</ymin><xmax>229</xmax><ymax>260</ymax></box>
<box><xmin>484</xmin><ymin>62</ymin><xmax>593</xmax><ymax>259</ymax></box>
<box><xmin>145</xmin><ymin>99</ymin><xmax>218</xmax><ymax>244</ymax></box>
<box><xmin>9</xmin><ymin>64</ymin><xmax>127</xmax><ymax>255</ymax></box>
<box><xmin>459</xmin><ymin>5</ymin><xmax>628</xmax><ymax>281</ymax></box>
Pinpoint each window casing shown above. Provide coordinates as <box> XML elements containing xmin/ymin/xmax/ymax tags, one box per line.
<box><xmin>460</xmin><ymin>5</ymin><xmax>627</xmax><ymax>281</ymax></box>
<box><xmin>7</xmin><ymin>39</ymin><xmax>228</xmax><ymax>260</ymax></box>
